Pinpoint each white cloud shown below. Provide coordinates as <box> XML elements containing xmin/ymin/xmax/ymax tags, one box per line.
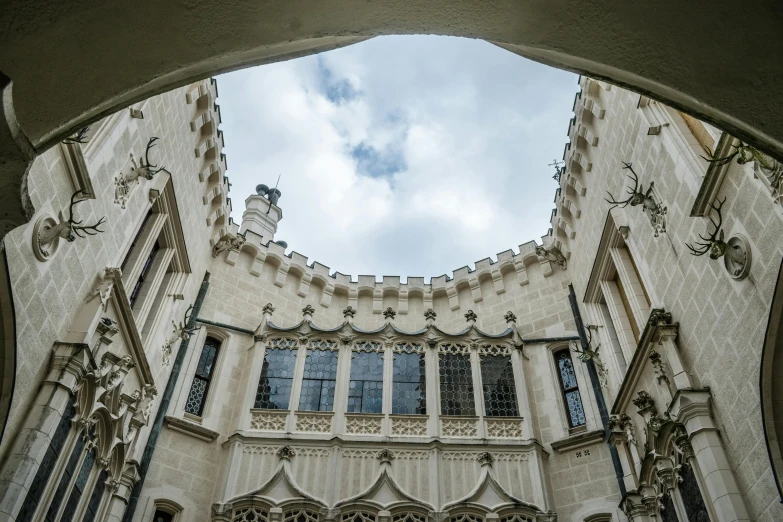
<box><xmin>217</xmin><ymin>36</ymin><xmax>578</xmax><ymax>280</ymax></box>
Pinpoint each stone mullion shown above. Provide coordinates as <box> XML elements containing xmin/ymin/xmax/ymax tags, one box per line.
<box><xmin>286</xmin><ymin>342</ymin><xmax>309</xmax><ymax>432</ymax></box>
<box><xmin>383</xmin><ymin>344</ymin><xmax>393</xmax><ymax>423</ymax></box>
<box><xmin>121</xmin><ymin>213</ymin><xmax>167</xmax><ymax>289</ymax></box>
<box><xmin>132</xmin><ymin>247</ymin><xmax>174</xmax><ymax>326</ymax></box>
<box><xmin>425</xmin><ymin>346</ymin><xmax>439</xmax><ymax>436</ymax></box>
<box><xmin>600</xmin><ymin>280</ymin><xmax>637</xmax><ymax>362</ymax></box>
<box><xmin>596</xmin><ymin>301</ymin><xmax>627</xmax><ymax>387</ymax></box>
<box><xmin>510</xmin><ymin>348</ymin><xmax>533</xmax><ymax>438</ymax></box>
<box><xmin>470</xmin><ymin>347</ymin><xmax>485</xmax><ymax>437</ymax></box>
<box><xmin>331</xmin><ymin>343</ymin><xmax>353</xmax><ymax>434</ymax></box>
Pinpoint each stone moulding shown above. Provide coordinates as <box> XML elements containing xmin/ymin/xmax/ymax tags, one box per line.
<box><xmin>550</xmin><ymin>428</ymin><xmax>605</xmax><ymax>453</ymax></box>
<box><xmin>250</xmin><ymin>410</ymin><xmax>289</xmax><ymax>431</ymax></box>
<box><xmin>164</xmin><ymin>415</ymin><xmax>219</xmax><ymax>442</ymax></box>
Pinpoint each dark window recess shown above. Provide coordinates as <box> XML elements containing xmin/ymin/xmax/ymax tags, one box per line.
<box><xmin>45</xmin><ymin>433</ymin><xmax>87</xmax><ymax>522</ymax></box>
<box><xmin>184</xmin><ymin>337</ymin><xmax>222</xmax><ymax>416</ymax></box>
<box><xmin>129</xmin><ymin>241</ymin><xmax>160</xmax><ymax>308</ymax></box>
<box><xmin>298</xmin><ymin>348</ymin><xmax>339</xmax><ymax>412</ymax></box>
<box><xmin>555</xmin><ymin>350</ymin><xmax>586</xmax><ymax>428</ymax></box>
<box><xmin>254</xmin><ymin>347</ymin><xmax>297</xmax><ymax>409</ymax></box>
<box><xmin>480</xmin><ymin>355</ymin><xmax>519</xmax><ymax>417</ymax></box>
<box><xmin>17</xmin><ymin>400</ymin><xmax>75</xmax><ymax>522</ymax></box>
<box><xmin>439</xmin><ymin>354</ymin><xmax>475</xmax><ymax>416</ymax></box>
<box><xmin>60</xmin><ymin>446</ymin><xmax>97</xmax><ymax>522</ymax></box>
<box><xmin>347</xmin><ymin>351</ymin><xmax>384</xmax><ymax>414</ymax></box>
<box><xmin>153</xmin><ymin>511</ymin><xmax>175</xmax><ymax>522</ymax></box>
<box><xmin>81</xmin><ymin>468</ymin><xmax>108</xmax><ymax>522</ymax></box>
<box><xmin>680</xmin><ymin>463</ymin><xmax>711</xmax><ymax>522</ymax></box>
<box><xmin>392</xmin><ymin>352</ymin><xmax>426</xmax><ymax>415</ymax></box>
<box><xmin>660</xmin><ymin>491</ymin><xmax>680</xmax><ymax>522</ymax></box>
<box><xmin>121</xmin><ymin>209</ymin><xmax>153</xmax><ymax>272</ymax></box>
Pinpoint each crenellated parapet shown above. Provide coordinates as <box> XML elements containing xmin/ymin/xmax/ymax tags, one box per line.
<box><xmin>211</xmin><ymin>221</ymin><xmax>565</xmax><ymax>312</ymax></box>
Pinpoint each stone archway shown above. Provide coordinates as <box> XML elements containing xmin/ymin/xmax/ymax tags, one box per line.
<box><xmin>0</xmin><ymin>251</ymin><xmax>15</xmax><ymax>447</ymax></box>
<box><xmin>761</xmin><ymin>257</ymin><xmax>783</xmax><ymax>498</ymax></box>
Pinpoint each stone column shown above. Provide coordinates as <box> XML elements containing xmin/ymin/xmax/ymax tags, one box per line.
<box><xmin>620</xmin><ymin>492</ymin><xmax>654</xmax><ymax>522</ymax></box>
<box><xmin>608</xmin><ymin>419</ymin><xmax>640</xmax><ymax>494</ymax></box>
<box><xmin>0</xmin><ymin>343</ymin><xmax>88</xmax><ymax>520</ymax></box>
<box><xmin>105</xmin><ymin>463</ymin><xmax>139</xmax><ymax>522</ymax></box>
<box><xmin>670</xmin><ymin>389</ymin><xmax>750</xmax><ymax>522</ymax></box>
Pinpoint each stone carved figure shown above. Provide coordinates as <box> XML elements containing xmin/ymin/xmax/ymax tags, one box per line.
<box><xmin>115</xmin><ymin>137</ymin><xmax>165</xmax><ymax>208</ymax></box>
<box><xmin>85</xmin><ymin>267</ymin><xmax>122</xmax><ymax>312</ymax></box>
<box><xmin>705</xmin><ymin>141</ymin><xmax>783</xmax><ymax>199</ymax></box>
<box><xmin>211</xmin><ymin>232</ymin><xmax>246</xmax><ymax>258</ymax></box>
<box><xmin>605</xmin><ymin>162</ymin><xmax>667</xmax><ymax>237</ymax></box>
<box><xmin>535</xmin><ymin>244</ymin><xmax>568</xmax><ymax>270</ymax></box>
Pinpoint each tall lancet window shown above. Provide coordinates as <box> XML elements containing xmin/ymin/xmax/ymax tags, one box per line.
<box><xmin>255</xmin><ymin>339</ymin><xmax>298</xmax><ymax>409</ymax></box>
<box><xmin>439</xmin><ymin>344</ymin><xmax>475</xmax><ymax>416</ymax></box>
<box><xmin>347</xmin><ymin>342</ymin><xmax>384</xmax><ymax>413</ymax></box>
<box><xmin>480</xmin><ymin>348</ymin><xmax>518</xmax><ymax>417</ymax></box>
<box><xmin>185</xmin><ymin>337</ymin><xmax>222</xmax><ymax>416</ymax></box>
<box><xmin>298</xmin><ymin>339</ymin><xmax>339</xmax><ymax>412</ymax></box>
<box><xmin>392</xmin><ymin>343</ymin><xmax>426</xmax><ymax>415</ymax></box>
<box><xmin>554</xmin><ymin>348</ymin><xmax>586</xmax><ymax>428</ymax></box>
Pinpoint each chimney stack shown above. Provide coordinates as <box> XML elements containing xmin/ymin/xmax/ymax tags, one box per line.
<box><xmin>240</xmin><ymin>183</ymin><xmax>283</xmax><ymax>242</ymax></box>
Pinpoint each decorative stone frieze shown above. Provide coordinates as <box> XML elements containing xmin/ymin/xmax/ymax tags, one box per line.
<box><xmin>390</xmin><ymin>416</ymin><xmax>428</xmax><ymax>436</ymax></box>
<box><xmin>295</xmin><ymin>412</ymin><xmax>333</xmax><ymax>433</ymax></box>
<box><xmin>250</xmin><ymin>410</ymin><xmax>288</xmax><ymax>431</ymax></box>
<box><xmin>441</xmin><ymin>417</ymin><xmax>478</xmax><ymax>437</ymax></box>
<box><xmin>345</xmin><ymin>414</ymin><xmax>383</xmax><ymax>435</ymax></box>
<box><xmin>485</xmin><ymin>418</ymin><xmax>523</xmax><ymax>438</ymax></box>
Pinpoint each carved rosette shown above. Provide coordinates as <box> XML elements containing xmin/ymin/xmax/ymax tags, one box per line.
<box><xmin>276</xmin><ymin>446</ymin><xmax>296</xmax><ymax>460</ymax></box>
<box><xmin>376</xmin><ymin>449</ymin><xmax>395</xmax><ymax>463</ymax></box>
<box><xmin>464</xmin><ymin>310</ymin><xmax>478</xmax><ymax>323</ymax></box>
<box><xmin>382</xmin><ymin>307</ymin><xmax>397</xmax><ymax>320</ymax></box>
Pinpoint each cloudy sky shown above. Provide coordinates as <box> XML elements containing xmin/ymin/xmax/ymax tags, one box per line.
<box><xmin>217</xmin><ymin>36</ymin><xmax>577</xmax><ymax>281</ymax></box>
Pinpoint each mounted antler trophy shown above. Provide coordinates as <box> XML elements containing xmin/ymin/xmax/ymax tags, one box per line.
<box><xmin>686</xmin><ymin>197</ymin><xmax>751</xmax><ymax>280</ymax></box>
<box><xmin>33</xmin><ymin>190</ymin><xmax>106</xmax><ymax>261</ymax></box>
<box><xmin>62</xmin><ymin>126</ymin><xmax>91</xmax><ymax>145</ymax></box>
<box><xmin>161</xmin><ymin>304</ymin><xmax>199</xmax><ymax>366</ymax></box>
<box><xmin>115</xmin><ymin>137</ymin><xmax>166</xmax><ymax>208</ymax></box>
<box><xmin>703</xmin><ymin>141</ymin><xmax>783</xmax><ymax>200</ymax></box>
<box><xmin>605</xmin><ymin>162</ymin><xmax>667</xmax><ymax>236</ymax></box>
<box><xmin>572</xmin><ymin>325</ymin><xmax>609</xmax><ymax>388</ymax></box>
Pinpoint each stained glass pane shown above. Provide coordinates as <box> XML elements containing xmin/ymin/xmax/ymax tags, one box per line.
<box><xmin>347</xmin><ymin>351</ymin><xmax>384</xmax><ymax>413</ymax></box>
<box><xmin>660</xmin><ymin>492</ymin><xmax>680</xmax><ymax>522</ymax></box>
<box><xmin>46</xmin><ymin>434</ymin><xmax>86</xmax><ymax>521</ymax></box>
<box><xmin>557</xmin><ymin>351</ymin><xmax>578</xmax><ymax>390</ymax></box>
<box><xmin>195</xmin><ymin>338</ymin><xmax>221</xmax><ymax>378</ymax></box>
<box><xmin>185</xmin><ymin>377</ymin><xmax>208</xmax><ymax>415</ymax></box>
<box><xmin>255</xmin><ymin>347</ymin><xmax>297</xmax><ymax>409</ymax></box>
<box><xmin>439</xmin><ymin>353</ymin><xmax>475</xmax><ymax>416</ymax></box>
<box><xmin>392</xmin><ymin>352</ymin><xmax>426</xmax><ymax>415</ymax></box>
<box><xmin>81</xmin><ymin>468</ymin><xmax>108</xmax><ymax>522</ymax></box>
<box><xmin>680</xmin><ymin>464</ymin><xmax>711</xmax><ymax>521</ymax></box>
<box><xmin>184</xmin><ymin>338</ymin><xmax>222</xmax><ymax>416</ymax></box>
<box><xmin>565</xmin><ymin>390</ymin><xmax>586</xmax><ymax>427</ymax></box>
<box><xmin>60</xmin><ymin>447</ymin><xmax>96</xmax><ymax>522</ymax></box>
<box><xmin>298</xmin><ymin>348</ymin><xmax>339</xmax><ymax>411</ymax></box>
<box><xmin>480</xmin><ymin>355</ymin><xmax>519</xmax><ymax>417</ymax></box>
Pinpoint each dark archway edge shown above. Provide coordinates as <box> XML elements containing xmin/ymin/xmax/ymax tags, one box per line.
<box><xmin>761</xmin><ymin>256</ymin><xmax>783</xmax><ymax>500</ymax></box>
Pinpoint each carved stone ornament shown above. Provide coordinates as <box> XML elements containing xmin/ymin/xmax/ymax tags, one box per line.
<box><xmin>648</xmin><ymin>412</ymin><xmax>666</xmax><ymax>433</ymax></box>
<box><xmin>211</xmin><ymin>232</ymin><xmax>246</xmax><ymax>258</ymax></box>
<box><xmin>632</xmin><ymin>390</ymin><xmax>655</xmax><ymax>414</ymax></box>
<box><xmin>504</xmin><ymin>311</ymin><xmax>517</xmax><ymax>323</ymax></box>
<box><xmin>33</xmin><ymin>190</ymin><xmax>106</xmax><ymax>262</ymax></box>
<box><xmin>302</xmin><ymin>304</ymin><xmax>315</xmax><ymax>317</ymax></box>
<box><xmin>535</xmin><ymin>244</ymin><xmax>567</xmax><ymax>270</ymax></box>
<box><xmin>383</xmin><ymin>307</ymin><xmax>397</xmax><ymax>320</ymax></box>
<box><xmin>672</xmin><ymin>425</ymin><xmax>695</xmax><ymax>460</ymax></box>
<box><xmin>464</xmin><ymin>310</ymin><xmax>477</xmax><ymax>323</ymax></box>
<box><xmin>85</xmin><ymin>267</ymin><xmax>121</xmax><ymax>312</ymax></box>
<box><xmin>276</xmin><ymin>446</ymin><xmax>296</xmax><ymax>460</ymax></box>
<box><xmin>476</xmin><ymin>452</ymin><xmax>495</xmax><ymax>466</ymax></box>
<box><xmin>424</xmin><ymin>308</ymin><xmax>437</xmax><ymax>321</ymax></box>
<box><xmin>262</xmin><ymin>303</ymin><xmax>275</xmax><ymax>316</ymax></box>
<box><xmin>649</xmin><ymin>350</ymin><xmax>670</xmax><ymax>386</ymax></box>
<box><xmin>161</xmin><ymin>305</ymin><xmax>198</xmax><ymax>366</ymax></box>
<box><xmin>343</xmin><ymin>306</ymin><xmax>356</xmax><ymax>319</ymax></box>
<box><xmin>376</xmin><ymin>449</ymin><xmax>395</xmax><ymax>463</ymax></box>
<box><xmin>648</xmin><ymin>308</ymin><xmax>673</xmax><ymax>327</ymax></box>
<box><xmin>114</xmin><ymin>137</ymin><xmax>164</xmax><ymax>209</ymax></box>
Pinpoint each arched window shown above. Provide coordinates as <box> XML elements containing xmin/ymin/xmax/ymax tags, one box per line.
<box><xmin>185</xmin><ymin>336</ymin><xmax>221</xmax><ymax>416</ymax></box>
<box><xmin>554</xmin><ymin>349</ymin><xmax>586</xmax><ymax>428</ymax></box>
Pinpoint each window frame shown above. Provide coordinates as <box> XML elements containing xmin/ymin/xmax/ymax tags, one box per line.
<box><xmin>254</xmin><ymin>339</ymin><xmax>299</xmax><ymax>411</ymax></box>
<box><xmin>553</xmin><ymin>347</ymin><xmax>587</xmax><ymax>431</ymax></box>
<box><xmin>479</xmin><ymin>351</ymin><xmax>519</xmax><ymax>418</ymax></box>
<box><xmin>391</xmin><ymin>344</ymin><xmax>427</xmax><ymax>416</ymax></box>
<box><xmin>298</xmin><ymin>340</ymin><xmax>340</xmax><ymax>412</ymax></box>
<box><xmin>347</xmin><ymin>342</ymin><xmax>385</xmax><ymax>414</ymax></box>
<box><xmin>184</xmin><ymin>335</ymin><xmax>223</xmax><ymax>418</ymax></box>
<box><xmin>437</xmin><ymin>344</ymin><xmax>477</xmax><ymax>417</ymax></box>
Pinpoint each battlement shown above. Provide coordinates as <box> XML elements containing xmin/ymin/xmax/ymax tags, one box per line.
<box><xmin>211</xmin><ymin>221</ymin><xmax>564</xmax><ymax>314</ymax></box>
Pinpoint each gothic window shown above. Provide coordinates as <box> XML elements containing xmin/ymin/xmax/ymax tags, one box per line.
<box><xmin>129</xmin><ymin>241</ymin><xmax>160</xmax><ymax>308</ymax></box>
<box><xmin>59</xmin><ymin>444</ymin><xmax>97</xmax><ymax>522</ymax></box>
<box><xmin>659</xmin><ymin>492</ymin><xmax>680</xmax><ymax>522</ymax></box>
<box><xmin>298</xmin><ymin>342</ymin><xmax>339</xmax><ymax>412</ymax></box>
<box><xmin>499</xmin><ymin>515</ymin><xmax>534</xmax><ymax>522</ymax></box>
<box><xmin>341</xmin><ymin>512</ymin><xmax>377</xmax><ymax>522</ymax></box>
<box><xmin>44</xmin><ymin>431</ymin><xmax>87</xmax><ymax>521</ymax></box>
<box><xmin>392</xmin><ymin>351</ymin><xmax>426</xmax><ymax>415</ymax></box>
<box><xmin>254</xmin><ymin>342</ymin><xmax>297</xmax><ymax>409</ymax></box>
<box><xmin>153</xmin><ymin>511</ymin><xmax>176</xmax><ymax>522</ymax></box>
<box><xmin>348</xmin><ymin>348</ymin><xmax>384</xmax><ymax>413</ymax></box>
<box><xmin>679</xmin><ymin>463</ymin><xmax>711</xmax><ymax>522</ymax></box>
<box><xmin>554</xmin><ymin>349</ymin><xmax>586</xmax><ymax>428</ymax></box>
<box><xmin>439</xmin><ymin>353</ymin><xmax>476</xmax><ymax>416</ymax></box>
<box><xmin>81</xmin><ymin>468</ymin><xmax>108</xmax><ymax>522</ymax></box>
<box><xmin>17</xmin><ymin>400</ymin><xmax>75</xmax><ymax>522</ymax></box>
<box><xmin>392</xmin><ymin>514</ymin><xmax>427</xmax><ymax>522</ymax></box>
<box><xmin>121</xmin><ymin>209</ymin><xmax>152</xmax><ymax>271</ymax></box>
<box><xmin>185</xmin><ymin>337</ymin><xmax>221</xmax><ymax>416</ymax></box>
<box><xmin>283</xmin><ymin>509</ymin><xmax>320</xmax><ymax>522</ymax></box>
<box><xmin>231</xmin><ymin>507</ymin><xmax>268</xmax><ymax>522</ymax></box>
<box><xmin>480</xmin><ymin>354</ymin><xmax>519</xmax><ymax>417</ymax></box>
<box><xmin>448</xmin><ymin>514</ymin><xmax>483</xmax><ymax>522</ymax></box>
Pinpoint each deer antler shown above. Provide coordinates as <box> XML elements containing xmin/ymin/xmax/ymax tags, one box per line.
<box><xmin>701</xmin><ymin>144</ymin><xmax>739</xmax><ymax>166</ymax></box>
<box><xmin>144</xmin><ymin>137</ymin><xmax>164</xmax><ymax>175</ymax></box>
<box><xmin>63</xmin><ymin>126</ymin><xmax>90</xmax><ymax>145</ymax></box>
<box><xmin>66</xmin><ymin>190</ymin><xmax>106</xmax><ymax>238</ymax></box>
<box><xmin>685</xmin><ymin>197</ymin><xmax>725</xmax><ymax>256</ymax></box>
<box><xmin>605</xmin><ymin>162</ymin><xmax>641</xmax><ymax>208</ymax></box>
<box><xmin>182</xmin><ymin>304</ymin><xmax>198</xmax><ymax>335</ymax></box>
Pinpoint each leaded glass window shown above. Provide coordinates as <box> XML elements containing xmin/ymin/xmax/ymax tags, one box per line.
<box><xmin>660</xmin><ymin>492</ymin><xmax>680</xmax><ymax>522</ymax></box>
<box><xmin>81</xmin><ymin>468</ymin><xmax>108</xmax><ymax>522</ymax></box>
<box><xmin>554</xmin><ymin>349</ymin><xmax>585</xmax><ymax>428</ymax></box>
<box><xmin>59</xmin><ymin>445</ymin><xmax>96</xmax><ymax>522</ymax></box>
<box><xmin>439</xmin><ymin>352</ymin><xmax>475</xmax><ymax>416</ymax></box>
<box><xmin>348</xmin><ymin>346</ymin><xmax>384</xmax><ymax>413</ymax></box>
<box><xmin>392</xmin><ymin>351</ymin><xmax>426</xmax><ymax>415</ymax></box>
<box><xmin>185</xmin><ymin>337</ymin><xmax>221</xmax><ymax>416</ymax></box>
<box><xmin>480</xmin><ymin>354</ymin><xmax>519</xmax><ymax>417</ymax></box>
<box><xmin>153</xmin><ymin>512</ymin><xmax>175</xmax><ymax>522</ymax></box>
<box><xmin>255</xmin><ymin>342</ymin><xmax>298</xmax><ymax>409</ymax></box>
<box><xmin>298</xmin><ymin>341</ymin><xmax>339</xmax><ymax>412</ymax></box>
<box><xmin>680</xmin><ymin>463</ymin><xmax>711</xmax><ymax>522</ymax></box>
<box><xmin>45</xmin><ymin>432</ymin><xmax>87</xmax><ymax>522</ymax></box>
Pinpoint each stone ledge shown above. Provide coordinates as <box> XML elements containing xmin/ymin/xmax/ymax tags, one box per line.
<box><xmin>550</xmin><ymin>428</ymin><xmax>605</xmax><ymax>453</ymax></box>
<box><xmin>164</xmin><ymin>415</ymin><xmax>219</xmax><ymax>442</ymax></box>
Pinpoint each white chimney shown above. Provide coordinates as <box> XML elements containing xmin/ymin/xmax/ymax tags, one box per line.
<box><xmin>240</xmin><ymin>184</ymin><xmax>283</xmax><ymax>242</ymax></box>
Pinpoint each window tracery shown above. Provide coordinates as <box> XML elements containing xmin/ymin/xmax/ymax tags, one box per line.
<box><xmin>391</xmin><ymin>513</ymin><xmax>428</xmax><ymax>522</ymax></box>
<box><xmin>448</xmin><ymin>513</ymin><xmax>483</xmax><ymax>522</ymax></box>
<box><xmin>283</xmin><ymin>509</ymin><xmax>320</xmax><ymax>522</ymax></box>
<box><xmin>341</xmin><ymin>512</ymin><xmax>377</xmax><ymax>522</ymax></box>
<box><xmin>679</xmin><ymin>463</ymin><xmax>711</xmax><ymax>522</ymax></box>
<box><xmin>231</xmin><ymin>507</ymin><xmax>269</xmax><ymax>522</ymax></box>
<box><xmin>499</xmin><ymin>515</ymin><xmax>534</xmax><ymax>522</ymax></box>
<box><xmin>185</xmin><ymin>336</ymin><xmax>221</xmax><ymax>416</ymax></box>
